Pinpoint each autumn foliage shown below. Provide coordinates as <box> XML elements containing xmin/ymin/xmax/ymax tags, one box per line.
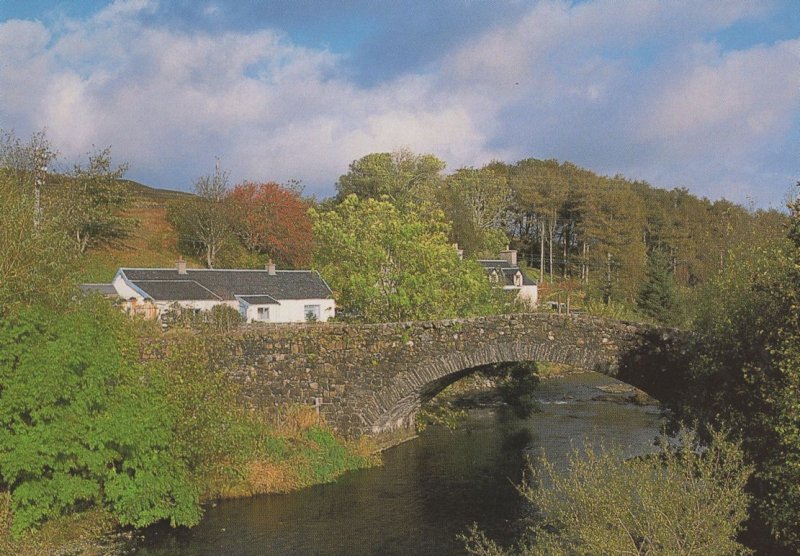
<box><xmin>227</xmin><ymin>181</ymin><xmax>313</xmax><ymax>267</ymax></box>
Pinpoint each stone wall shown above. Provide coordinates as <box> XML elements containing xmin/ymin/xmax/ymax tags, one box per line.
<box><xmin>179</xmin><ymin>313</ymin><xmax>683</xmax><ymax>438</ymax></box>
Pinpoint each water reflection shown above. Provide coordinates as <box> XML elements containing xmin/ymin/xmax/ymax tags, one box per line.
<box><xmin>131</xmin><ymin>372</ymin><xmax>663</xmax><ymax>556</ymax></box>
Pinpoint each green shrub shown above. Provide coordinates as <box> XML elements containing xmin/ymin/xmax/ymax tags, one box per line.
<box><xmin>158</xmin><ymin>334</ymin><xmax>258</xmax><ymax>493</ymax></box>
<box><xmin>296</xmin><ymin>426</ymin><xmax>370</xmax><ymax>484</ymax></box>
<box><xmin>465</xmin><ymin>429</ymin><xmax>752</xmax><ymax>556</ymax></box>
<box><xmin>0</xmin><ymin>298</ymin><xmax>201</xmax><ymax>534</ymax></box>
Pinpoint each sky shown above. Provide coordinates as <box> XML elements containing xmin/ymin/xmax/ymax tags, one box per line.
<box><xmin>1</xmin><ymin>0</ymin><xmax>798</xmax><ymax>208</ymax></box>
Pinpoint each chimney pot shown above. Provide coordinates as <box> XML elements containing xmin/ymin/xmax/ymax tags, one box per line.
<box><xmin>267</xmin><ymin>259</ymin><xmax>276</xmax><ymax>276</ymax></box>
<box><xmin>176</xmin><ymin>259</ymin><xmax>187</xmax><ymax>274</ymax></box>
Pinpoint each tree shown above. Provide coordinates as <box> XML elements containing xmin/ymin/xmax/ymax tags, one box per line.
<box><xmin>228</xmin><ymin>181</ymin><xmax>313</xmax><ymax>267</ymax></box>
<box><xmin>509</xmin><ymin>159</ymin><xmax>570</xmax><ymax>284</ymax></box>
<box><xmin>335</xmin><ymin>148</ymin><xmax>445</xmax><ymax>209</ymax></box>
<box><xmin>0</xmin><ymin>170</ymin><xmax>75</xmax><ymax>311</ymax></box>
<box><xmin>1</xmin><ymin>131</ymin><xmax>135</xmax><ymax>254</ymax></box>
<box><xmin>636</xmin><ymin>249</ymin><xmax>679</xmax><ymax>324</ymax></box>
<box><xmin>0</xmin><ymin>129</ymin><xmax>57</xmax><ymax>230</ymax></box>
<box><xmin>669</xmin><ymin>185</ymin><xmax>800</xmax><ymax>553</ymax></box>
<box><xmin>58</xmin><ymin>147</ymin><xmax>132</xmax><ymax>253</ymax></box>
<box><xmin>439</xmin><ymin>165</ymin><xmax>510</xmax><ymax>257</ymax></box>
<box><xmin>465</xmin><ymin>429</ymin><xmax>752</xmax><ymax>556</ymax></box>
<box><xmin>0</xmin><ymin>298</ymin><xmax>201</xmax><ymax>534</ymax></box>
<box><xmin>310</xmin><ymin>195</ymin><xmax>498</xmax><ymax>322</ymax></box>
<box><xmin>168</xmin><ymin>160</ymin><xmax>233</xmax><ymax>268</ymax></box>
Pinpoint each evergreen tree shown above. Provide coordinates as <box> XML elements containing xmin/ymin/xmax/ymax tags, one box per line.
<box><xmin>636</xmin><ymin>249</ymin><xmax>678</xmax><ymax>323</ymax></box>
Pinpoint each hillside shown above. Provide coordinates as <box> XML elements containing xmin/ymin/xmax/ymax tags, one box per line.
<box><xmin>76</xmin><ymin>181</ymin><xmax>199</xmax><ymax>282</ymax></box>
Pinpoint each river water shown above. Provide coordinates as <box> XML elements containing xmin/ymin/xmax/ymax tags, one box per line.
<box><xmin>130</xmin><ymin>372</ymin><xmax>663</xmax><ymax>555</ymax></box>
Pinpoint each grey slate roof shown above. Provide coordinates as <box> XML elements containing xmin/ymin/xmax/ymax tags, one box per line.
<box><xmin>237</xmin><ymin>294</ymin><xmax>280</xmax><ymax>305</ymax></box>
<box><xmin>130</xmin><ymin>280</ymin><xmax>221</xmax><ymax>301</ymax></box>
<box><xmin>79</xmin><ymin>283</ymin><xmax>118</xmax><ymax>296</ymax></box>
<box><xmin>477</xmin><ymin>260</ymin><xmax>537</xmax><ymax>286</ymax></box>
<box><xmin>120</xmin><ymin>268</ymin><xmax>333</xmax><ymax>302</ymax></box>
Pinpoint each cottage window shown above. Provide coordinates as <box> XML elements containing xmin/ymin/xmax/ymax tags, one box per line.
<box><xmin>257</xmin><ymin>307</ymin><xmax>270</xmax><ymax>321</ymax></box>
<box><xmin>304</xmin><ymin>304</ymin><xmax>321</xmax><ymax>321</ymax></box>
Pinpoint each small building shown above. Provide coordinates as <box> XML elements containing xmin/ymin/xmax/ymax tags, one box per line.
<box><xmin>87</xmin><ymin>260</ymin><xmax>335</xmax><ymax>323</ymax></box>
<box><xmin>477</xmin><ymin>248</ymin><xmax>538</xmax><ymax>307</ymax></box>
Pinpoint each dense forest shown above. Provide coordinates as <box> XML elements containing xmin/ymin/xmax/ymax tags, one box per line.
<box><xmin>1</xmin><ymin>130</ymin><xmax>798</xmax><ymax>554</ymax></box>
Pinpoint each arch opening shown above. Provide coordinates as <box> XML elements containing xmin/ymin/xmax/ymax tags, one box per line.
<box><xmin>366</xmin><ymin>336</ymin><xmax>665</xmax><ymax>436</ymax></box>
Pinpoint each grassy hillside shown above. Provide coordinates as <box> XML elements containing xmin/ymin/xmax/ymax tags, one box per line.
<box><xmin>76</xmin><ymin>181</ymin><xmax>200</xmax><ymax>282</ymax></box>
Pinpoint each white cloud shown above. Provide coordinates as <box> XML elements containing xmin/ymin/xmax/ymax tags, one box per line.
<box><xmin>0</xmin><ymin>0</ymin><xmax>796</xmax><ymax>206</ymax></box>
<box><xmin>435</xmin><ymin>0</ymin><xmax>797</xmax><ymax>206</ymax></box>
<box><xmin>0</xmin><ymin>3</ymin><xmax>498</xmax><ymax>193</ymax></box>
<box><xmin>93</xmin><ymin>0</ymin><xmax>157</xmax><ymax>24</ymax></box>
<box><xmin>639</xmin><ymin>40</ymin><xmax>800</xmax><ymax>142</ymax></box>
<box><xmin>202</xmin><ymin>4</ymin><xmax>220</xmax><ymax>18</ymax></box>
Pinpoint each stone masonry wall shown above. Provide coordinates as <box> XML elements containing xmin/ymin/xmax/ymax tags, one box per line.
<box><xmin>171</xmin><ymin>313</ymin><xmax>681</xmax><ymax>439</ymax></box>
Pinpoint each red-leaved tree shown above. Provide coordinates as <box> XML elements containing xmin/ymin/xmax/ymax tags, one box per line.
<box><xmin>227</xmin><ymin>181</ymin><xmax>313</xmax><ymax>267</ymax></box>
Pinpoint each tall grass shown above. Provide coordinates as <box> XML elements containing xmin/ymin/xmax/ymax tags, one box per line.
<box><xmin>212</xmin><ymin>406</ymin><xmax>379</xmax><ymax>499</ymax></box>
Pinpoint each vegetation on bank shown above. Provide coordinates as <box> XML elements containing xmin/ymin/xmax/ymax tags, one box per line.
<box><xmin>0</xmin><ymin>297</ymin><xmax>376</xmax><ymax>547</ymax></box>
<box><xmin>663</xmin><ymin>186</ymin><xmax>800</xmax><ymax>553</ymax></box>
<box><xmin>465</xmin><ymin>429</ymin><xmax>753</xmax><ymax>556</ymax></box>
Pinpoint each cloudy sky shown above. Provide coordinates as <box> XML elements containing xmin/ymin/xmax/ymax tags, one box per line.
<box><xmin>1</xmin><ymin>0</ymin><xmax>798</xmax><ymax>207</ymax></box>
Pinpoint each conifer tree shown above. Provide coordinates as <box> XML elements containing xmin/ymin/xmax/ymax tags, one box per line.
<box><xmin>636</xmin><ymin>249</ymin><xmax>678</xmax><ymax>323</ymax></box>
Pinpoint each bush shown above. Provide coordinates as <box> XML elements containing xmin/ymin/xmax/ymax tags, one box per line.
<box><xmin>161</xmin><ymin>303</ymin><xmax>243</xmax><ymax>331</ymax></box>
<box><xmin>157</xmin><ymin>333</ymin><xmax>258</xmax><ymax>497</ymax></box>
<box><xmin>0</xmin><ymin>298</ymin><xmax>201</xmax><ymax>534</ymax></box>
<box><xmin>465</xmin><ymin>429</ymin><xmax>752</xmax><ymax>556</ymax></box>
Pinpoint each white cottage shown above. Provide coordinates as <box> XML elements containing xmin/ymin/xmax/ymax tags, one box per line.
<box><xmin>103</xmin><ymin>260</ymin><xmax>335</xmax><ymax>323</ymax></box>
<box><xmin>477</xmin><ymin>248</ymin><xmax>538</xmax><ymax>307</ymax></box>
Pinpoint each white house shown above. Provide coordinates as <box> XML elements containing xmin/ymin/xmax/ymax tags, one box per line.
<box><xmin>477</xmin><ymin>248</ymin><xmax>538</xmax><ymax>307</ymax></box>
<box><xmin>98</xmin><ymin>260</ymin><xmax>335</xmax><ymax>323</ymax></box>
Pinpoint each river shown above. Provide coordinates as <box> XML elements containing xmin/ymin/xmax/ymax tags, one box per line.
<box><xmin>130</xmin><ymin>371</ymin><xmax>664</xmax><ymax>555</ymax></box>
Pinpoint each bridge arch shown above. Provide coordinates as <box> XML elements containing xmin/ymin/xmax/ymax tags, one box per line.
<box><xmin>367</xmin><ymin>338</ymin><xmax>617</xmax><ymax>434</ymax></box>
<box><xmin>194</xmin><ymin>313</ymin><xmax>684</xmax><ymax>438</ymax></box>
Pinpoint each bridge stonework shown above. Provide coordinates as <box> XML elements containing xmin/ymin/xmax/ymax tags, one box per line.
<box><xmin>199</xmin><ymin>313</ymin><xmax>682</xmax><ymax>439</ymax></box>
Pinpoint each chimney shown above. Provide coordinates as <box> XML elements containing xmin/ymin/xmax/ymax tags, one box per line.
<box><xmin>267</xmin><ymin>259</ymin><xmax>276</xmax><ymax>276</ymax></box>
<box><xmin>453</xmin><ymin>243</ymin><xmax>464</xmax><ymax>260</ymax></box>
<box><xmin>499</xmin><ymin>246</ymin><xmax>517</xmax><ymax>266</ymax></box>
<box><xmin>176</xmin><ymin>259</ymin><xmax>187</xmax><ymax>274</ymax></box>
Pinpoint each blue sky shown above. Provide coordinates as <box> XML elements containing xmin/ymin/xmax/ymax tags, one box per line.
<box><xmin>1</xmin><ymin>0</ymin><xmax>798</xmax><ymax>207</ymax></box>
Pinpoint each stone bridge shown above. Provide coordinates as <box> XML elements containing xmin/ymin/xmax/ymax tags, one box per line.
<box><xmin>204</xmin><ymin>313</ymin><xmax>685</xmax><ymax>439</ymax></box>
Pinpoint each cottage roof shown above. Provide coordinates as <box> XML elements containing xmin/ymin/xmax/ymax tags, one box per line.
<box><xmin>477</xmin><ymin>260</ymin><xmax>537</xmax><ymax>286</ymax></box>
<box><xmin>120</xmin><ymin>268</ymin><xmax>333</xmax><ymax>302</ymax></box>
<box><xmin>236</xmin><ymin>294</ymin><xmax>280</xmax><ymax>305</ymax></box>
<box><xmin>128</xmin><ymin>280</ymin><xmax>221</xmax><ymax>301</ymax></box>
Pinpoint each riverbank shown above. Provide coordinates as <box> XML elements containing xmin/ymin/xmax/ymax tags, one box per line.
<box><xmin>0</xmin><ymin>407</ymin><xmax>378</xmax><ymax>556</ymax></box>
